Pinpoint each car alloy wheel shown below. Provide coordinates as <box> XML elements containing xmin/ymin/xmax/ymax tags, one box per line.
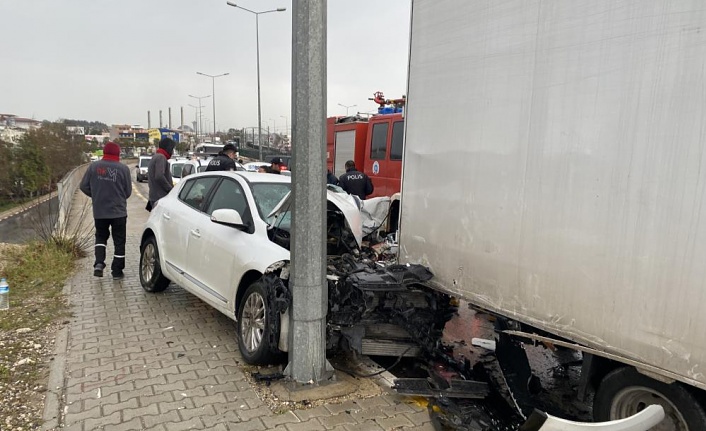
<box><xmin>241</xmin><ymin>291</ymin><xmax>266</xmax><ymax>353</ymax></box>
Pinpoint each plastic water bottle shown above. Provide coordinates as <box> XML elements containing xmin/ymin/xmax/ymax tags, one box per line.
<box><xmin>0</xmin><ymin>278</ymin><xmax>9</xmax><ymax>311</ymax></box>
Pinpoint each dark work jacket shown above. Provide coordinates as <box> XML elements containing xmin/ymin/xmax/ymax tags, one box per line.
<box><xmin>338</xmin><ymin>168</ymin><xmax>373</xmax><ymax>200</ymax></box>
<box><xmin>205</xmin><ymin>153</ymin><xmax>237</xmax><ymax>171</ymax></box>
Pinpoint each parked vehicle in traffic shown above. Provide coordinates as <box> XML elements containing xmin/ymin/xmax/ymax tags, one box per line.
<box><xmin>135</xmin><ymin>155</ymin><xmax>151</xmax><ymax>182</ymax></box>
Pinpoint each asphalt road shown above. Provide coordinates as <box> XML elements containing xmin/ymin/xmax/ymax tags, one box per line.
<box><xmin>0</xmin><ymin>196</ymin><xmax>59</xmax><ymax>244</ymax></box>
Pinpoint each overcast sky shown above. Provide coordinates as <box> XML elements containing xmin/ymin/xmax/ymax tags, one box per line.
<box><xmin>0</xmin><ymin>0</ymin><xmax>411</xmax><ymax>132</ymax></box>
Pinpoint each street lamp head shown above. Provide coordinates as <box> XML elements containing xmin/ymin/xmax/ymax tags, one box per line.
<box><xmin>276</xmin><ymin>8</ymin><xmax>286</xmax><ymax>12</ymax></box>
<box><xmin>226</xmin><ymin>1</ymin><xmax>237</xmax><ymax>7</ymax></box>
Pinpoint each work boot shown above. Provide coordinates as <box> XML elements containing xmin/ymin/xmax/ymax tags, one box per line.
<box><xmin>94</xmin><ymin>263</ymin><xmax>105</xmax><ymax>277</ymax></box>
<box><xmin>112</xmin><ymin>271</ymin><xmax>124</xmax><ymax>281</ymax></box>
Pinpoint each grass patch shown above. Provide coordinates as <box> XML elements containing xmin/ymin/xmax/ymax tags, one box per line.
<box><xmin>0</xmin><ymin>241</ymin><xmax>75</xmax><ymax>332</ymax></box>
<box><xmin>0</xmin><ymin>240</ymin><xmax>79</xmax><ymax>429</ymax></box>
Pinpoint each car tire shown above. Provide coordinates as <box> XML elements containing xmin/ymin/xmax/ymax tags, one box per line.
<box><xmin>237</xmin><ymin>280</ymin><xmax>280</xmax><ymax>364</ymax></box>
<box><xmin>139</xmin><ymin>236</ymin><xmax>171</xmax><ymax>293</ymax></box>
<box><xmin>594</xmin><ymin>366</ymin><xmax>706</xmax><ymax>430</ymax></box>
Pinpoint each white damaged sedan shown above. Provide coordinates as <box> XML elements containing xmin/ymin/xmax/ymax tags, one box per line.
<box><xmin>138</xmin><ymin>171</ymin><xmax>362</xmax><ymax>363</ymax></box>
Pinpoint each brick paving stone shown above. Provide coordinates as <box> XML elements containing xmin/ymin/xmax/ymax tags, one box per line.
<box><xmin>375</xmin><ymin>414</ymin><xmax>416</xmax><ymax>430</ymax></box>
<box><xmin>355</xmin><ymin>397</ymin><xmax>392</xmax><ymax>410</ymax></box>
<box><xmin>318</xmin><ymin>413</ymin><xmax>358</xmax><ymax>429</ymax></box>
<box><xmin>83</xmin><ymin>411</ymin><xmax>122</xmax><ymax>430</ymax></box>
<box><xmin>350</xmin><ymin>406</ymin><xmax>389</xmax><ymax>422</ymax></box>
<box><xmin>404</xmin><ymin>411</ymin><xmax>433</xmax><ymax>426</ymax></box>
<box><xmin>343</xmin><ymin>421</ymin><xmax>385</xmax><ymax>431</ymax></box>
<box><xmin>238</xmin><ymin>405</ymin><xmax>272</xmax><ymax>422</ymax></box>
<box><xmin>186</xmin><ymin>375</ymin><xmax>219</xmax><ymax>388</ymax></box>
<box><xmin>157</xmin><ymin>398</ymin><xmax>196</xmax><ymax>414</ymax></box>
<box><xmin>294</xmin><ymin>405</ymin><xmax>330</xmax><ymax>421</ymax></box>
<box><xmin>133</xmin><ymin>375</ymin><xmax>168</xmax><ymax>390</ymax></box>
<box><xmin>143</xmin><ymin>410</ymin><xmax>180</xmax><ymax>428</ymax></box>
<box><xmin>229</xmin><ymin>418</ymin><xmax>266</xmax><ymax>431</ymax></box>
<box><xmin>122</xmin><ymin>403</ymin><xmax>160</xmax><ymax>421</ymax></box>
<box><xmin>261</xmin><ymin>410</ymin><xmax>301</xmax><ymax>428</ymax></box>
<box><xmin>120</xmin><ymin>386</ymin><xmax>154</xmax><ymax>402</ymax></box>
<box><xmin>325</xmin><ymin>400</ymin><xmax>362</xmax><ymax>415</ymax></box>
<box><xmin>179</xmin><ymin>404</ymin><xmax>217</xmax><ymax>421</ymax></box>
<box><xmin>103</xmin><ymin>417</ymin><xmax>143</xmax><ymax>431</ymax></box>
<box><xmin>202</xmin><ymin>409</ymin><xmax>241</xmax><ymax>427</ymax></box>
<box><xmin>63</xmin><ymin>405</ymin><xmax>101</xmax><ymax>425</ymax></box>
<box><xmin>191</xmin><ymin>393</ymin><xmax>228</xmax><ymax>408</ymax></box>
<box><xmin>405</xmin><ymin>423</ymin><xmax>437</xmax><ymax>431</ymax></box>
<box><xmin>162</xmin><ymin>417</ymin><xmax>205</xmax><ymax>431</ymax></box>
<box><xmin>151</xmin><ymin>380</ymin><xmax>187</xmax><ymax>394</ymax></box>
<box><xmin>285</xmin><ymin>419</ymin><xmax>326</xmax><ymax>431</ymax></box>
<box><xmin>102</xmin><ymin>397</ymin><xmax>139</xmax><ymax>416</ymax></box>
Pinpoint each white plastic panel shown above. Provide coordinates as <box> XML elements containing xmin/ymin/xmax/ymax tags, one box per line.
<box><xmin>401</xmin><ymin>0</ymin><xmax>706</xmax><ymax>388</ymax></box>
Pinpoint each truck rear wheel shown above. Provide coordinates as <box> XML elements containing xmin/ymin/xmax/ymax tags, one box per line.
<box><xmin>594</xmin><ymin>367</ymin><xmax>706</xmax><ymax>430</ymax></box>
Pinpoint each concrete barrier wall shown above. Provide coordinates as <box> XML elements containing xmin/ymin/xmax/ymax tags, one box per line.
<box><xmin>55</xmin><ymin>163</ymin><xmax>89</xmax><ymax>233</ymax></box>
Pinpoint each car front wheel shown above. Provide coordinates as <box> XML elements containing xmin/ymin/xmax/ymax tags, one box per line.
<box><xmin>139</xmin><ymin>236</ymin><xmax>171</xmax><ymax>293</ymax></box>
<box><xmin>237</xmin><ymin>280</ymin><xmax>280</xmax><ymax>364</ymax></box>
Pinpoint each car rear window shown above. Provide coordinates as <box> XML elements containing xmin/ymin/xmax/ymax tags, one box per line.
<box><xmin>139</xmin><ymin>158</ymin><xmax>150</xmax><ymax>168</ymax></box>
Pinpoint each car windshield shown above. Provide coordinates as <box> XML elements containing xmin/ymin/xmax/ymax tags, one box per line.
<box><xmin>250</xmin><ymin>183</ymin><xmax>291</xmax><ymax>225</ymax></box>
<box><xmin>139</xmin><ymin>158</ymin><xmax>150</xmax><ymax>168</ymax></box>
<box><xmin>197</xmin><ymin>166</ymin><xmax>209</xmax><ymax>173</ymax></box>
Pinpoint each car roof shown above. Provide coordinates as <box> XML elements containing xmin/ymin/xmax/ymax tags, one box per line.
<box><xmin>185</xmin><ymin>170</ymin><xmax>291</xmax><ymax>184</ymax></box>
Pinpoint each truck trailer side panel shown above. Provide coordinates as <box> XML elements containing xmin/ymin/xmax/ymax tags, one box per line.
<box><xmin>400</xmin><ymin>0</ymin><xmax>706</xmax><ymax>388</ymax></box>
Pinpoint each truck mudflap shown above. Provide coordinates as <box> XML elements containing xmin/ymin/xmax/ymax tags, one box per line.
<box><xmin>519</xmin><ymin>405</ymin><xmax>664</xmax><ymax>431</ymax></box>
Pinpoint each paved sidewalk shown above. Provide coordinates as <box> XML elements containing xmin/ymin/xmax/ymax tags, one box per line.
<box><xmin>44</xmin><ymin>187</ymin><xmax>435</xmax><ymax>430</ymax></box>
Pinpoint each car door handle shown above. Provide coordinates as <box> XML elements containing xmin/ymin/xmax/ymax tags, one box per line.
<box><xmin>190</xmin><ymin>229</ymin><xmax>201</xmax><ymax>238</ymax></box>
<box><xmin>163</xmin><ymin>214</ymin><xmax>171</xmax><ymax>220</ymax></box>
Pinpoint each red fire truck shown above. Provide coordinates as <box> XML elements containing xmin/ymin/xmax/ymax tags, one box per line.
<box><xmin>326</xmin><ymin>92</ymin><xmax>406</xmax><ymax>198</ymax></box>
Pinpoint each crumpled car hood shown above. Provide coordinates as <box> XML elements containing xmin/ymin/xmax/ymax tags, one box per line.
<box><xmin>268</xmin><ymin>189</ymin><xmax>363</xmax><ymax>247</ymax></box>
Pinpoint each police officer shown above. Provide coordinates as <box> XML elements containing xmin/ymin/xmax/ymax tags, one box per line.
<box><xmin>205</xmin><ymin>143</ymin><xmax>238</xmax><ymax>171</ymax></box>
<box><xmin>338</xmin><ymin>160</ymin><xmax>373</xmax><ymax>200</ymax></box>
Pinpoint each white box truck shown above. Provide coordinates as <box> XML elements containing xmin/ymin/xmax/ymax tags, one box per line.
<box><xmin>399</xmin><ymin>0</ymin><xmax>706</xmax><ymax>428</ymax></box>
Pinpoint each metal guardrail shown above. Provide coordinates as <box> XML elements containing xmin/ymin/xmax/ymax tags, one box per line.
<box><xmin>54</xmin><ymin>163</ymin><xmax>89</xmax><ymax>233</ymax></box>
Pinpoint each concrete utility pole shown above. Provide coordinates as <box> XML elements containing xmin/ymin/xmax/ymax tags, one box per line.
<box><xmin>180</xmin><ymin>107</ymin><xmax>184</xmax><ymax>130</ymax></box>
<box><xmin>147</xmin><ymin>111</ymin><xmax>151</xmax><ymax>129</ymax></box>
<box><xmin>286</xmin><ymin>0</ymin><xmax>331</xmax><ymax>384</ymax></box>
<box><xmin>159</xmin><ymin>110</ymin><xmax>163</xmax><ymax>128</ymax></box>
<box><xmin>168</xmin><ymin>107</ymin><xmax>172</xmax><ymax>129</ymax></box>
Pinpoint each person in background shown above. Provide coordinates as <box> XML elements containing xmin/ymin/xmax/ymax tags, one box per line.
<box><xmin>206</xmin><ymin>143</ymin><xmax>238</xmax><ymax>171</ymax></box>
<box><xmin>338</xmin><ymin>160</ymin><xmax>374</xmax><ymax>200</ymax></box>
<box><xmin>258</xmin><ymin>165</ymin><xmax>269</xmax><ymax>173</ymax></box>
<box><xmin>269</xmin><ymin>157</ymin><xmax>284</xmax><ymax>174</ymax></box>
<box><xmin>79</xmin><ymin>142</ymin><xmax>132</xmax><ymax>280</ymax></box>
<box><xmin>147</xmin><ymin>137</ymin><xmax>176</xmax><ymax>211</ymax></box>
<box><xmin>327</xmin><ymin>169</ymin><xmax>339</xmax><ymax>186</ymax></box>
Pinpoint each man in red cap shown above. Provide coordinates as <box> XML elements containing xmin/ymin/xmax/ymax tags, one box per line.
<box><xmin>80</xmin><ymin>142</ymin><xmax>132</xmax><ymax>280</ymax></box>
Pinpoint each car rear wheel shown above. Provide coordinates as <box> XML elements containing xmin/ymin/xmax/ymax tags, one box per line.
<box><xmin>594</xmin><ymin>367</ymin><xmax>706</xmax><ymax>431</ymax></box>
<box><xmin>237</xmin><ymin>280</ymin><xmax>280</xmax><ymax>364</ymax></box>
<box><xmin>139</xmin><ymin>236</ymin><xmax>171</xmax><ymax>293</ymax></box>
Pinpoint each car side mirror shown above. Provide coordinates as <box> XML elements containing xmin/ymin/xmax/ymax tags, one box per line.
<box><xmin>211</xmin><ymin>209</ymin><xmax>249</xmax><ymax>231</ymax></box>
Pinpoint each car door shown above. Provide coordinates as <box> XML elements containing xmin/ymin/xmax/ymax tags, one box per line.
<box><xmin>160</xmin><ymin>176</ymin><xmax>219</xmax><ymax>279</ymax></box>
<box><xmin>185</xmin><ymin>177</ymin><xmax>262</xmax><ymax>314</ymax></box>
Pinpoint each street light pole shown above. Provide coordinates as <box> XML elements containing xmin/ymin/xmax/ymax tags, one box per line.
<box><xmin>280</xmin><ymin>115</ymin><xmax>288</xmax><ymax>136</ymax></box>
<box><xmin>337</xmin><ymin>103</ymin><xmax>357</xmax><ymax>116</ymax></box>
<box><xmin>188</xmin><ymin>104</ymin><xmax>200</xmax><ymax>147</ymax></box>
<box><xmin>226</xmin><ymin>2</ymin><xmax>286</xmax><ymax>161</ymax></box>
<box><xmin>197</xmin><ymin>72</ymin><xmax>229</xmax><ymax>139</ymax></box>
<box><xmin>188</xmin><ymin>94</ymin><xmax>211</xmax><ymax>142</ymax></box>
